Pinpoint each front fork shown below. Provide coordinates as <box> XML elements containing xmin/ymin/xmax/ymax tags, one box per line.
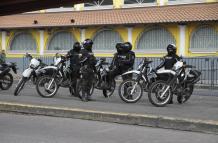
<box><xmin>160</xmin><ymin>76</ymin><xmax>177</xmax><ymax>98</ymax></box>
<box><xmin>47</xmin><ymin>78</ymin><xmax>55</xmax><ymax>90</ymax></box>
<box><xmin>130</xmin><ymin>73</ymin><xmax>143</xmax><ymax>94</ymax></box>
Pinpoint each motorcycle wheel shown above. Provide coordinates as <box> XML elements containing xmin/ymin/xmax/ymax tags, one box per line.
<box><xmin>148</xmin><ymin>80</ymin><xmax>172</xmax><ymax>107</ymax></box>
<box><xmin>103</xmin><ymin>79</ymin><xmax>116</xmax><ymax>98</ymax></box>
<box><xmin>0</xmin><ymin>73</ymin><xmax>13</xmax><ymax>90</ymax></box>
<box><xmin>36</xmin><ymin>76</ymin><xmax>58</xmax><ymax>98</ymax></box>
<box><xmin>177</xmin><ymin>85</ymin><xmax>194</xmax><ymax>104</ymax></box>
<box><xmin>14</xmin><ymin>77</ymin><xmax>26</xmax><ymax>96</ymax></box>
<box><xmin>118</xmin><ymin>79</ymin><xmax>143</xmax><ymax>103</ymax></box>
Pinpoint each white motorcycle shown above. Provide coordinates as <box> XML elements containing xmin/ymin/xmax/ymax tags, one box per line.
<box><xmin>118</xmin><ymin>58</ymin><xmax>155</xmax><ymax>103</ymax></box>
<box><xmin>14</xmin><ymin>53</ymin><xmax>46</xmax><ymax>96</ymax></box>
<box><xmin>36</xmin><ymin>55</ymin><xmax>70</xmax><ymax>98</ymax></box>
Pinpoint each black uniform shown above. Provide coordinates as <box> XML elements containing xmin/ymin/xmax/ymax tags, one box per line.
<box><xmin>80</xmin><ymin>47</ymin><xmax>97</xmax><ymax>101</ymax></box>
<box><xmin>110</xmin><ymin>42</ymin><xmax>135</xmax><ymax>81</ymax></box>
<box><xmin>157</xmin><ymin>54</ymin><xmax>180</xmax><ymax>70</ymax></box>
<box><xmin>67</xmin><ymin>42</ymin><xmax>81</xmax><ymax>96</ymax></box>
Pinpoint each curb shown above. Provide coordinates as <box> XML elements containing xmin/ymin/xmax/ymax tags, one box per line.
<box><xmin>0</xmin><ymin>101</ymin><xmax>217</xmax><ymax>134</ymax></box>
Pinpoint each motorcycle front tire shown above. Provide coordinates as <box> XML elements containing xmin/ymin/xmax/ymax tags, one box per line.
<box><xmin>36</xmin><ymin>76</ymin><xmax>59</xmax><ymax>98</ymax></box>
<box><xmin>14</xmin><ymin>77</ymin><xmax>26</xmax><ymax>96</ymax></box>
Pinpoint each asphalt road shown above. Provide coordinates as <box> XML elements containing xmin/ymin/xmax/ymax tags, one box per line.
<box><xmin>0</xmin><ymin>82</ymin><xmax>218</xmax><ymax>121</ymax></box>
<box><xmin>0</xmin><ymin>113</ymin><xmax>217</xmax><ymax>143</ymax></box>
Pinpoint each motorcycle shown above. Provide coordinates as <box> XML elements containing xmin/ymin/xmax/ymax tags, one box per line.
<box><xmin>36</xmin><ymin>55</ymin><xmax>74</xmax><ymax>98</ymax></box>
<box><xmin>148</xmin><ymin>58</ymin><xmax>201</xmax><ymax>107</ymax></box>
<box><xmin>94</xmin><ymin>57</ymin><xmax>116</xmax><ymax>97</ymax></box>
<box><xmin>75</xmin><ymin>57</ymin><xmax>115</xmax><ymax>99</ymax></box>
<box><xmin>0</xmin><ymin>62</ymin><xmax>17</xmax><ymax>90</ymax></box>
<box><xmin>118</xmin><ymin>58</ymin><xmax>155</xmax><ymax>103</ymax></box>
<box><xmin>14</xmin><ymin>53</ymin><xmax>46</xmax><ymax>96</ymax></box>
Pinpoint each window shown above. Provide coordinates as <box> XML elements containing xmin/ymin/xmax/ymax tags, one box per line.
<box><xmin>48</xmin><ymin>31</ymin><xmax>76</xmax><ymax>51</ymax></box>
<box><xmin>168</xmin><ymin>0</ymin><xmax>205</xmax><ymax>4</ymax></box>
<box><xmin>190</xmin><ymin>26</ymin><xmax>218</xmax><ymax>52</ymax></box>
<box><xmin>85</xmin><ymin>0</ymin><xmax>113</xmax><ymax>7</ymax></box>
<box><xmin>137</xmin><ymin>27</ymin><xmax>175</xmax><ymax>52</ymax></box>
<box><xmin>10</xmin><ymin>32</ymin><xmax>37</xmax><ymax>51</ymax></box>
<box><xmin>124</xmin><ymin>0</ymin><xmax>156</xmax><ymax>4</ymax></box>
<box><xmin>93</xmin><ymin>29</ymin><xmax>123</xmax><ymax>51</ymax></box>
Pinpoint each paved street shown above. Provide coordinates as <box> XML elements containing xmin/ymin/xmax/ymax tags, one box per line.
<box><xmin>0</xmin><ymin>113</ymin><xmax>217</xmax><ymax>143</ymax></box>
<box><xmin>0</xmin><ymin>82</ymin><xmax>218</xmax><ymax>121</ymax></box>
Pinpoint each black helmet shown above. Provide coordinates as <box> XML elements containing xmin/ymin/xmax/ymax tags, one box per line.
<box><xmin>167</xmin><ymin>44</ymin><xmax>176</xmax><ymax>55</ymax></box>
<box><xmin>82</xmin><ymin>39</ymin><xmax>93</xmax><ymax>50</ymax></box>
<box><xmin>73</xmin><ymin>42</ymin><xmax>81</xmax><ymax>52</ymax></box>
<box><xmin>116</xmin><ymin>43</ymin><xmax>123</xmax><ymax>53</ymax></box>
<box><xmin>122</xmin><ymin>42</ymin><xmax>132</xmax><ymax>53</ymax></box>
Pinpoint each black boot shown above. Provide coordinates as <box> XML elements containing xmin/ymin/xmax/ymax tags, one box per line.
<box><xmin>81</xmin><ymin>92</ymin><xmax>88</xmax><ymax>102</ymax></box>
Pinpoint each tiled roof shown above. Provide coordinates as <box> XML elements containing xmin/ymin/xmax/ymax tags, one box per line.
<box><xmin>0</xmin><ymin>2</ymin><xmax>217</xmax><ymax>29</ymax></box>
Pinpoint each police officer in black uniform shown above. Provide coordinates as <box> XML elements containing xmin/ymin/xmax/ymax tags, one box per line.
<box><xmin>66</xmin><ymin>42</ymin><xmax>82</xmax><ymax>96</ymax></box>
<box><xmin>156</xmin><ymin>44</ymin><xmax>180</xmax><ymax>104</ymax></box>
<box><xmin>110</xmin><ymin>42</ymin><xmax>135</xmax><ymax>83</ymax></box>
<box><xmin>157</xmin><ymin>44</ymin><xmax>180</xmax><ymax>70</ymax></box>
<box><xmin>80</xmin><ymin>39</ymin><xmax>97</xmax><ymax>102</ymax></box>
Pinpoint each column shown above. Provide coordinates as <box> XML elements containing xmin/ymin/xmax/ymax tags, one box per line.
<box><xmin>159</xmin><ymin>0</ymin><xmax>165</xmax><ymax>6</ymax></box>
<box><xmin>178</xmin><ymin>24</ymin><xmax>186</xmax><ymax>57</ymax></box>
<box><xmin>39</xmin><ymin>30</ymin><xmax>44</xmax><ymax>56</ymax></box>
<box><xmin>127</xmin><ymin>27</ymin><xmax>133</xmax><ymax>44</ymax></box>
<box><xmin>1</xmin><ymin>31</ymin><xmax>6</xmax><ymax>51</ymax></box>
<box><xmin>80</xmin><ymin>28</ymin><xmax>86</xmax><ymax>42</ymax></box>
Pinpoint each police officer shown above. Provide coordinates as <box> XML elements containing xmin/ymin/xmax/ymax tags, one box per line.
<box><xmin>0</xmin><ymin>50</ymin><xmax>6</xmax><ymax>65</ymax></box>
<box><xmin>80</xmin><ymin>39</ymin><xmax>97</xmax><ymax>102</ymax></box>
<box><xmin>156</xmin><ymin>44</ymin><xmax>180</xmax><ymax>104</ymax></box>
<box><xmin>157</xmin><ymin>44</ymin><xmax>180</xmax><ymax>70</ymax></box>
<box><xmin>66</xmin><ymin>42</ymin><xmax>82</xmax><ymax>96</ymax></box>
<box><xmin>110</xmin><ymin>42</ymin><xmax>135</xmax><ymax>83</ymax></box>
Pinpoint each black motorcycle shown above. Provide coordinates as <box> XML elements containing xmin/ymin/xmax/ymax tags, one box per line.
<box><xmin>148</xmin><ymin>59</ymin><xmax>201</xmax><ymax>107</ymax></box>
<box><xmin>94</xmin><ymin>58</ymin><xmax>116</xmax><ymax>97</ymax></box>
<box><xmin>0</xmin><ymin>62</ymin><xmax>17</xmax><ymax>90</ymax></box>
<box><xmin>76</xmin><ymin>58</ymin><xmax>116</xmax><ymax>98</ymax></box>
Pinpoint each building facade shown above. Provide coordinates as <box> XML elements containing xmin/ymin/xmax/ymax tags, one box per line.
<box><xmin>0</xmin><ymin>0</ymin><xmax>218</xmax><ymax>59</ymax></box>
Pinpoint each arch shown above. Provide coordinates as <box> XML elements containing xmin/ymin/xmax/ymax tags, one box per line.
<box><xmin>92</xmin><ymin>29</ymin><xmax>124</xmax><ymax>51</ymax></box>
<box><xmin>85</xmin><ymin>0</ymin><xmax>113</xmax><ymax>7</ymax></box>
<box><xmin>47</xmin><ymin>31</ymin><xmax>76</xmax><ymax>51</ymax></box>
<box><xmin>10</xmin><ymin>32</ymin><xmax>37</xmax><ymax>51</ymax></box>
<box><xmin>190</xmin><ymin>25</ymin><xmax>218</xmax><ymax>51</ymax></box>
<box><xmin>124</xmin><ymin>0</ymin><xmax>156</xmax><ymax>4</ymax></box>
<box><xmin>136</xmin><ymin>26</ymin><xmax>176</xmax><ymax>51</ymax></box>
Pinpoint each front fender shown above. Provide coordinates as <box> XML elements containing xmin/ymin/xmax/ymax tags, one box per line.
<box><xmin>36</xmin><ymin>66</ymin><xmax>58</xmax><ymax>75</ymax></box>
<box><xmin>122</xmin><ymin>70</ymin><xmax>140</xmax><ymax>76</ymax></box>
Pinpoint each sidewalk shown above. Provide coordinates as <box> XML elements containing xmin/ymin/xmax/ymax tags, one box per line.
<box><xmin>0</xmin><ymin>83</ymin><xmax>218</xmax><ymax>134</ymax></box>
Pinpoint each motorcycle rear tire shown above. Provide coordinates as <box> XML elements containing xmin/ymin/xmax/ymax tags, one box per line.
<box><xmin>103</xmin><ymin>79</ymin><xmax>116</xmax><ymax>98</ymax></box>
<box><xmin>177</xmin><ymin>85</ymin><xmax>194</xmax><ymax>104</ymax></box>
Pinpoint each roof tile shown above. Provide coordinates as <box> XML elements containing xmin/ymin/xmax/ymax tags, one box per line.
<box><xmin>0</xmin><ymin>2</ymin><xmax>217</xmax><ymax>29</ymax></box>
